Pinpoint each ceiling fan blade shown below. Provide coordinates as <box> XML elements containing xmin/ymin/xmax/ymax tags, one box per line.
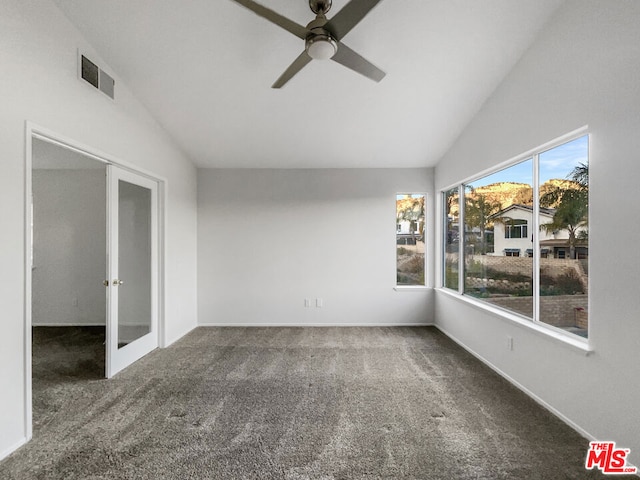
<box><xmin>323</xmin><ymin>0</ymin><xmax>384</xmax><ymax>41</ymax></box>
<box><xmin>331</xmin><ymin>42</ymin><xmax>385</xmax><ymax>82</ymax></box>
<box><xmin>231</xmin><ymin>0</ymin><xmax>310</xmax><ymax>39</ymax></box>
<box><xmin>272</xmin><ymin>51</ymin><xmax>313</xmax><ymax>88</ymax></box>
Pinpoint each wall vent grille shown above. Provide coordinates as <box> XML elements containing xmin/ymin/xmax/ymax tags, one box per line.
<box><xmin>80</xmin><ymin>54</ymin><xmax>115</xmax><ymax>99</ymax></box>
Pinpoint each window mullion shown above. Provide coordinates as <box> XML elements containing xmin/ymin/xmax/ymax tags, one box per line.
<box><xmin>442</xmin><ymin>191</ymin><xmax>448</xmax><ymax>288</ymax></box>
<box><xmin>458</xmin><ymin>184</ymin><xmax>465</xmax><ymax>294</ymax></box>
<box><xmin>533</xmin><ymin>153</ymin><xmax>540</xmax><ymax>323</ymax></box>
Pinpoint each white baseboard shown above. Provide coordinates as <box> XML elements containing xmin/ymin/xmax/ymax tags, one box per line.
<box><xmin>162</xmin><ymin>323</ymin><xmax>198</xmax><ymax>348</ymax></box>
<box><xmin>32</xmin><ymin>323</ymin><xmax>105</xmax><ymax>327</ymax></box>
<box><xmin>197</xmin><ymin>322</ymin><xmax>435</xmax><ymax>328</ymax></box>
<box><xmin>434</xmin><ymin>325</ymin><xmax>594</xmax><ymax>441</ymax></box>
<box><xmin>0</xmin><ymin>437</ymin><xmax>27</xmax><ymax>462</ymax></box>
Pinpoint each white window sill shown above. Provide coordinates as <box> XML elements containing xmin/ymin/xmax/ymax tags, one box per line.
<box><xmin>436</xmin><ymin>288</ymin><xmax>593</xmax><ymax>355</ymax></box>
<box><xmin>394</xmin><ymin>286</ymin><xmax>429</xmax><ymax>292</ymax></box>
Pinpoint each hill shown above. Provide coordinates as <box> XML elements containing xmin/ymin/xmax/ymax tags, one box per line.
<box><xmin>446</xmin><ymin>180</ymin><xmax>580</xmax><ymax>216</ymax></box>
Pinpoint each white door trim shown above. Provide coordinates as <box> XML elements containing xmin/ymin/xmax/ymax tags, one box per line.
<box><xmin>23</xmin><ymin>121</ymin><xmax>167</xmax><ymax>441</ymax></box>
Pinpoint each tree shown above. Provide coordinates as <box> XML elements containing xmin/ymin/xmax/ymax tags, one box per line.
<box><xmin>465</xmin><ymin>191</ymin><xmax>501</xmax><ymax>254</ymax></box>
<box><xmin>570</xmin><ymin>162</ymin><xmax>589</xmax><ymax>189</ymax></box>
<box><xmin>396</xmin><ymin>195</ymin><xmax>425</xmax><ymax>243</ymax></box>
<box><xmin>540</xmin><ymin>163</ymin><xmax>588</xmax><ymax>259</ymax></box>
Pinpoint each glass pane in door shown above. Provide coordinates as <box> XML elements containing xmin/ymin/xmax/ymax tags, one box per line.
<box><xmin>117</xmin><ymin>180</ymin><xmax>152</xmax><ymax>348</ymax></box>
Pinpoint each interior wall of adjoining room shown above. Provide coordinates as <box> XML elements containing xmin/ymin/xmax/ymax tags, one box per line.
<box><xmin>116</xmin><ymin>180</ymin><xmax>155</xmax><ymax>344</ymax></box>
<box><xmin>434</xmin><ymin>0</ymin><xmax>640</xmax><ymax>465</ymax></box>
<box><xmin>32</xmin><ymin>168</ymin><xmax>106</xmax><ymax>326</ymax></box>
<box><xmin>197</xmin><ymin>168</ymin><xmax>435</xmax><ymax>326</ymax></box>
<box><xmin>0</xmin><ymin>0</ymin><xmax>197</xmax><ymax>459</ymax></box>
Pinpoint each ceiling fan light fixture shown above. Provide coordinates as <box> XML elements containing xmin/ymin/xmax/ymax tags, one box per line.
<box><xmin>306</xmin><ymin>34</ymin><xmax>337</xmax><ymax>60</ymax></box>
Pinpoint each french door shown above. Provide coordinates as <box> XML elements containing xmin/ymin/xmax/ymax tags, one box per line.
<box><xmin>106</xmin><ymin>165</ymin><xmax>159</xmax><ymax>378</ymax></box>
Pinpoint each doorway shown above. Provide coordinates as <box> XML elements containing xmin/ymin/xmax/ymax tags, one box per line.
<box><xmin>31</xmin><ymin>138</ymin><xmax>107</xmax><ymax>431</ymax></box>
<box><xmin>26</xmin><ymin>126</ymin><xmax>164</xmax><ymax>441</ymax></box>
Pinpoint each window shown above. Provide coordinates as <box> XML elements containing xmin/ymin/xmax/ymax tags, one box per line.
<box><xmin>505</xmin><ymin>220</ymin><xmax>528</xmax><ymax>239</ymax></box>
<box><xmin>442</xmin><ymin>133</ymin><xmax>589</xmax><ymax>339</ymax></box>
<box><xmin>397</xmin><ymin>194</ymin><xmax>425</xmax><ymax>286</ymax></box>
<box><xmin>443</xmin><ymin>188</ymin><xmax>459</xmax><ymax>290</ymax></box>
<box><xmin>539</xmin><ymin>135</ymin><xmax>589</xmax><ymax>336</ymax></box>
<box><xmin>462</xmin><ymin>159</ymin><xmax>534</xmax><ymax>318</ymax></box>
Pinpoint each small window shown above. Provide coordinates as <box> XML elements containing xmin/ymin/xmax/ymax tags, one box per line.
<box><xmin>505</xmin><ymin>220</ymin><xmax>528</xmax><ymax>239</ymax></box>
<box><xmin>397</xmin><ymin>194</ymin><xmax>425</xmax><ymax>286</ymax></box>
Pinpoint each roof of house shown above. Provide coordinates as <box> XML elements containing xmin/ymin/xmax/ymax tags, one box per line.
<box><xmin>489</xmin><ymin>203</ymin><xmax>555</xmax><ymax>220</ymax></box>
<box><xmin>540</xmin><ymin>239</ymin><xmax>588</xmax><ymax>247</ymax></box>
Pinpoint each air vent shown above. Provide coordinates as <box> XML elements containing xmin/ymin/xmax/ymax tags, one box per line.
<box><xmin>80</xmin><ymin>54</ymin><xmax>115</xmax><ymax>99</ymax></box>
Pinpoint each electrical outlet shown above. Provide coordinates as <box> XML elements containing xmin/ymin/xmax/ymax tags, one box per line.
<box><xmin>507</xmin><ymin>336</ymin><xmax>514</xmax><ymax>351</ymax></box>
<box><xmin>304</xmin><ymin>299</ymin><xmax>311</xmax><ymax>308</ymax></box>
<box><xmin>316</xmin><ymin>298</ymin><xmax>323</xmax><ymax>308</ymax></box>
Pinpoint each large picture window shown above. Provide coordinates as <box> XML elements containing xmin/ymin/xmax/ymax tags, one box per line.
<box><xmin>397</xmin><ymin>194</ymin><xmax>425</xmax><ymax>286</ymax></box>
<box><xmin>442</xmin><ymin>133</ymin><xmax>589</xmax><ymax>338</ymax></box>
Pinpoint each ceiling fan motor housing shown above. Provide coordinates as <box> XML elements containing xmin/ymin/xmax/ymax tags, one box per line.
<box><xmin>309</xmin><ymin>0</ymin><xmax>332</xmax><ymax>15</ymax></box>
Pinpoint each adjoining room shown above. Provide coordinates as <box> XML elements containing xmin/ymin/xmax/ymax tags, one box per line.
<box><xmin>31</xmin><ymin>139</ymin><xmax>107</xmax><ymax>432</ymax></box>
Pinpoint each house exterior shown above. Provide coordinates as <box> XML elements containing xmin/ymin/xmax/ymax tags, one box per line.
<box><xmin>396</xmin><ymin>220</ymin><xmax>421</xmax><ymax>235</ymax></box>
<box><xmin>396</xmin><ymin>196</ymin><xmax>425</xmax><ymax>244</ymax></box>
<box><xmin>490</xmin><ymin>204</ymin><xmax>587</xmax><ymax>258</ymax></box>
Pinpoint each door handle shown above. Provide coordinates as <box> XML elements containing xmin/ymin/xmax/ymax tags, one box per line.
<box><xmin>112</xmin><ymin>279</ymin><xmax>124</xmax><ymax>286</ymax></box>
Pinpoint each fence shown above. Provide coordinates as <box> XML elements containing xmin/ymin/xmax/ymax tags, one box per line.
<box><xmin>485</xmin><ymin>294</ymin><xmax>588</xmax><ymax>328</ymax></box>
<box><xmin>449</xmin><ymin>254</ymin><xmax>588</xmax><ymax>293</ymax></box>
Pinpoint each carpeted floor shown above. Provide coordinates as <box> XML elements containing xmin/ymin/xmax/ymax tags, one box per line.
<box><xmin>0</xmin><ymin>326</ymin><xmax>628</xmax><ymax>479</ymax></box>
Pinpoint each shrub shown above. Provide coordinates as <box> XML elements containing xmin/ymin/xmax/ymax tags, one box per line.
<box><xmin>539</xmin><ymin>269</ymin><xmax>584</xmax><ymax>295</ymax></box>
<box><xmin>555</xmin><ymin>269</ymin><xmax>584</xmax><ymax>294</ymax></box>
<box><xmin>403</xmin><ymin>255</ymin><xmax>425</xmax><ymax>274</ymax></box>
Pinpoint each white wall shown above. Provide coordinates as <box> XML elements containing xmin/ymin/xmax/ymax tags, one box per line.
<box><xmin>435</xmin><ymin>0</ymin><xmax>640</xmax><ymax>465</ymax></box>
<box><xmin>0</xmin><ymin>0</ymin><xmax>198</xmax><ymax>459</ymax></box>
<box><xmin>32</xmin><ymin>168</ymin><xmax>106</xmax><ymax>326</ymax></box>
<box><xmin>198</xmin><ymin>169</ymin><xmax>434</xmax><ymax>326</ymax></box>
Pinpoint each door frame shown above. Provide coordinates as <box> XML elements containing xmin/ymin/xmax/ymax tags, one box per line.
<box><xmin>23</xmin><ymin>121</ymin><xmax>167</xmax><ymax>441</ymax></box>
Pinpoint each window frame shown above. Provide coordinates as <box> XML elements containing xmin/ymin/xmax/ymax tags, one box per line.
<box><xmin>396</xmin><ymin>192</ymin><xmax>427</xmax><ymax>288</ymax></box>
<box><xmin>504</xmin><ymin>219</ymin><xmax>528</xmax><ymax>239</ymax></box>
<box><xmin>439</xmin><ymin>128</ymin><xmax>590</xmax><ymax>347</ymax></box>
<box><xmin>442</xmin><ymin>187</ymin><xmax>461</xmax><ymax>292</ymax></box>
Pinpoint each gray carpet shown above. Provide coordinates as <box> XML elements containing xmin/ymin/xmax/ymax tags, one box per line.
<box><xmin>0</xmin><ymin>326</ymin><xmax>628</xmax><ymax>479</ymax></box>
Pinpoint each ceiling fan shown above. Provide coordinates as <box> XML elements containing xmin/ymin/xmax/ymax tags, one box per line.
<box><xmin>231</xmin><ymin>0</ymin><xmax>386</xmax><ymax>88</ymax></box>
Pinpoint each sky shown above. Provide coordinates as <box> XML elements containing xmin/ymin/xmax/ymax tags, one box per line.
<box><xmin>469</xmin><ymin>135</ymin><xmax>588</xmax><ymax>187</ymax></box>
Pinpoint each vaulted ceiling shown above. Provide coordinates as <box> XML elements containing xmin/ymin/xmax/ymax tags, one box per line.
<box><xmin>52</xmin><ymin>0</ymin><xmax>564</xmax><ymax>168</ymax></box>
